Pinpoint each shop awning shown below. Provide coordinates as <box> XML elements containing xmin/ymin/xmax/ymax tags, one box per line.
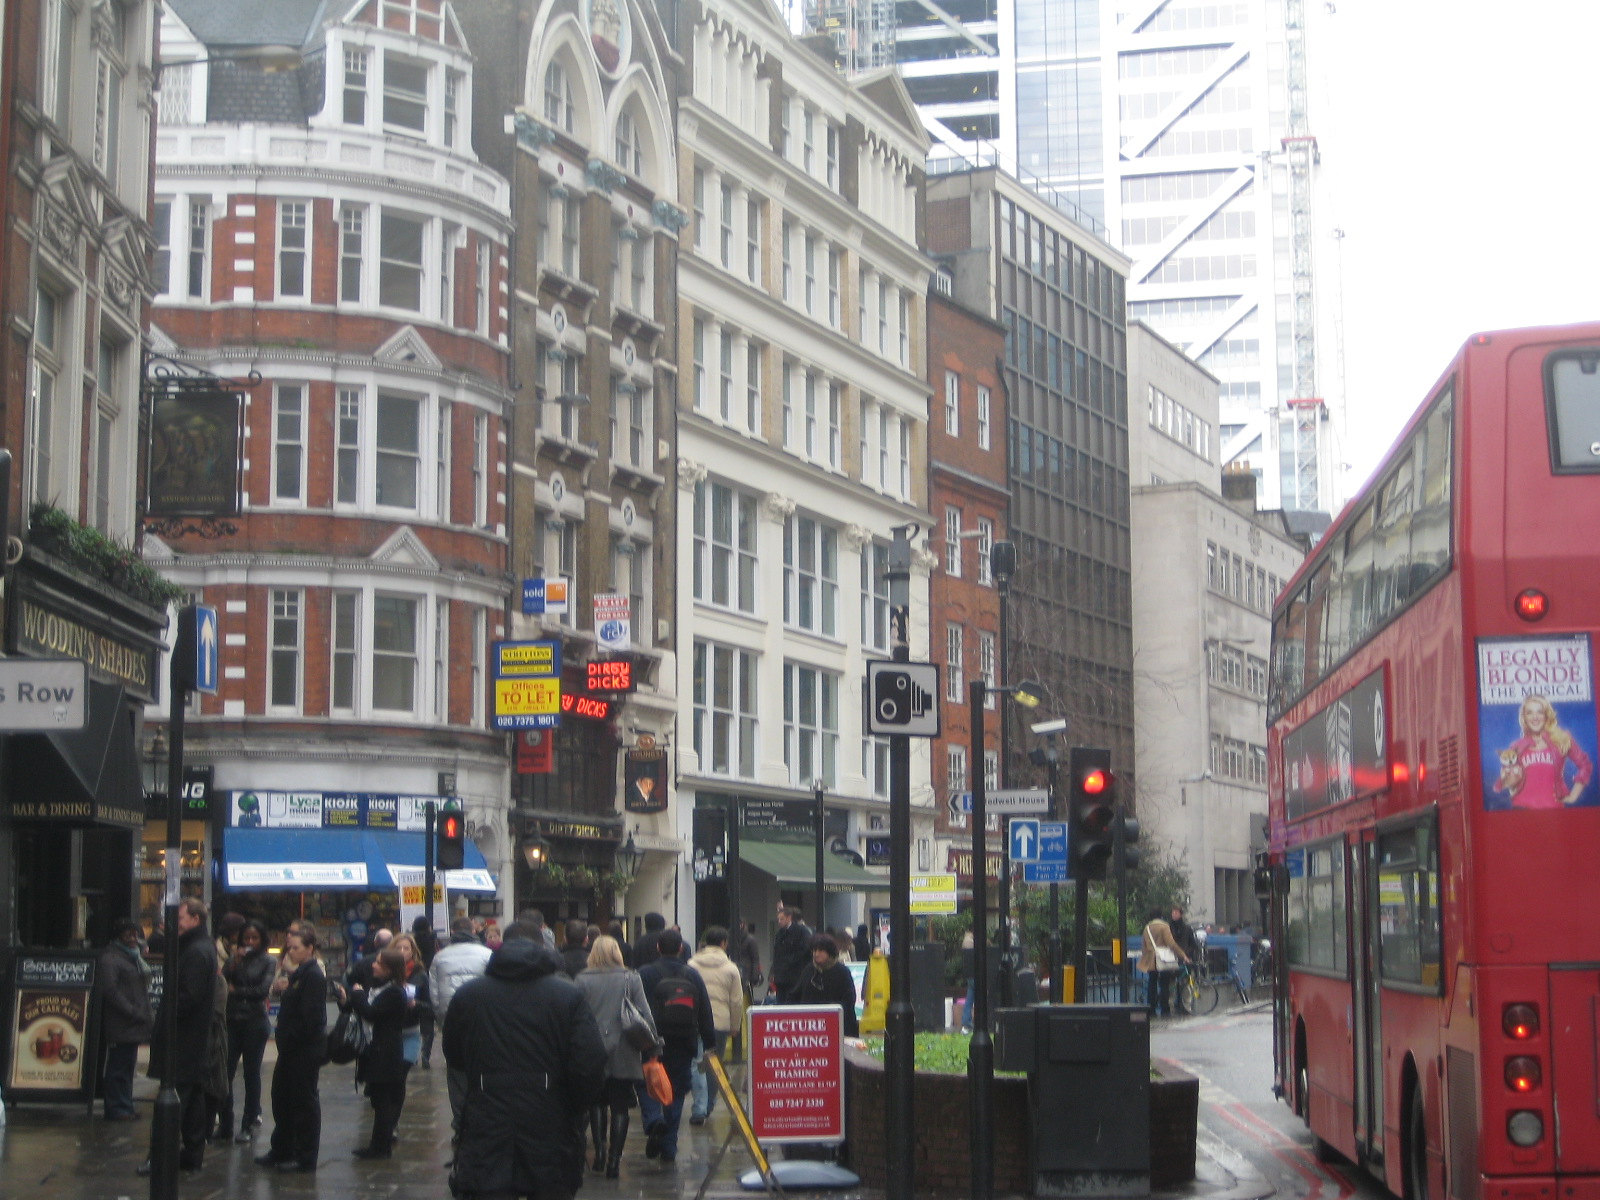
<box><xmin>224</xmin><ymin>828</ymin><xmax>370</xmax><ymax>890</ymax></box>
<box><xmin>739</xmin><ymin>840</ymin><xmax>886</xmax><ymax>893</ymax></box>
<box><xmin>8</xmin><ymin>680</ymin><xmax>145</xmax><ymax>829</ymax></box>
<box><xmin>369</xmin><ymin>830</ymin><xmax>496</xmax><ymax>894</ymax></box>
<box><xmin>223</xmin><ymin>829</ymin><xmax>497</xmax><ymax>894</ymax></box>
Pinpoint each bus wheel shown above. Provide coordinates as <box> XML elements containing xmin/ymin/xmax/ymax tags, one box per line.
<box><xmin>1405</xmin><ymin>1084</ymin><xmax>1429</xmax><ymax>1200</ymax></box>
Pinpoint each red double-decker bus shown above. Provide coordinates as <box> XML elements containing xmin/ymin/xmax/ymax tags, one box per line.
<box><xmin>1266</xmin><ymin>322</ymin><xmax>1600</xmax><ymax>1200</ymax></box>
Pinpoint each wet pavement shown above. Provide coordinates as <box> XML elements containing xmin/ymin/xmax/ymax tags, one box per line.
<box><xmin>0</xmin><ymin>1041</ymin><xmax>1262</xmax><ymax>1200</ymax></box>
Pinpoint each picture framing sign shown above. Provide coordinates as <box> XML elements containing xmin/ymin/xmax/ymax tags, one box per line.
<box><xmin>747</xmin><ymin>1004</ymin><xmax>844</xmax><ymax>1144</ymax></box>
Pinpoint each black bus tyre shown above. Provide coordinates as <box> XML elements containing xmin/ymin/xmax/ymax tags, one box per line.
<box><xmin>1198</xmin><ymin>980</ymin><xmax>1220</xmax><ymax>1015</ymax></box>
<box><xmin>1405</xmin><ymin>1083</ymin><xmax>1428</xmax><ymax>1200</ymax></box>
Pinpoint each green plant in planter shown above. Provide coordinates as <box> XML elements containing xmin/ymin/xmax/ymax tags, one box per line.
<box><xmin>28</xmin><ymin>503</ymin><xmax>187</xmax><ymax>608</ymax></box>
<box><xmin>536</xmin><ymin>863</ymin><xmax>569</xmax><ymax>890</ymax></box>
<box><xmin>566</xmin><ymin>865</ymin><xmax>597</xmax><ymax>890</ymax></box>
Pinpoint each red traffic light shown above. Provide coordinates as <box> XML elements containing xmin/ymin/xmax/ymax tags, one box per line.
<box><xmin>1082</xmin><ymin>768</ymin><xmax>1108</xmax><ymax>795</ymax></box>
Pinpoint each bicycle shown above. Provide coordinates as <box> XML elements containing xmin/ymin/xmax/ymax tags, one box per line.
<box><xmin>1177</xmin><ymin>961</ymin><xmax>1250</xmax><ymax>1015</ymax></box>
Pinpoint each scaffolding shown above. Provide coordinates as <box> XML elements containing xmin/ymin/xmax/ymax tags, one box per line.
<box><xmin>806</xmin><ymin>0</ymin><xmax>896</xmax><ymax>74</ymax></box>
<box><xmin>1282</xmin><ymin>0</ymin><xmax>1323</xmax><ymax>511</ymax></box>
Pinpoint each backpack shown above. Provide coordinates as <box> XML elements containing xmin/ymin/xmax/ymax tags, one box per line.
<box><xmin>653</xmin><ymin>970</ymin><xmax>699</xmax><ymax>1037</ymax></box>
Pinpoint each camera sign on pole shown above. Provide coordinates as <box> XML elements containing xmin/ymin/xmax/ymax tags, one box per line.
<box><xmin>866</xmin><ymin>661</ymin><xmax>941</xmax><ymax>737</ymax></box>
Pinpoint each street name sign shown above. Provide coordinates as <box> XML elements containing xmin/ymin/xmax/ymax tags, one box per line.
<box><xmin>952</xmin><ymin>788</ymin><xmax>1050</xmax><ymax>815</ymax></box>
<box><xmin>0</xmin><ymin>659</ymin><xmax>85</xmax><ymax>730</ymax></box>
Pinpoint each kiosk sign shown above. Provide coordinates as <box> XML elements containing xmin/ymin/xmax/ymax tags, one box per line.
<box><xmin>747</xmin><ymin>1005</ymin><xmax>844</xmax><ymax>1143</ymax></box>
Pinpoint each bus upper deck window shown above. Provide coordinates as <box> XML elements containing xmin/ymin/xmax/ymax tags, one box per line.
<box><xmin>1547</xmin><ymin>351</ymin><xmax>1600</xmax><ymax>471</ymax></box>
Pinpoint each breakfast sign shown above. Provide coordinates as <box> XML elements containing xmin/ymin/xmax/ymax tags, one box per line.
<box><xmin>5</xmin><ymin>952</ymin><xmax>101</xmax><ymax>1105</ymax></box>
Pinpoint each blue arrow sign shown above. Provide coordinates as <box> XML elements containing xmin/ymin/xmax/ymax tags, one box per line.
<box><xmin>193</xmin><ymin>605</ymin><xmax>219</xmax><ymax>695</ymax></box>
<box><xmin>1009</xmin><ymin>818</ymin><xmax>1040</xmax><ymax>863</ymax></box>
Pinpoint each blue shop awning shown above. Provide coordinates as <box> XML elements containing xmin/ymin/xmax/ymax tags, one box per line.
<box><xmin>222</xmin><ymin>829</ymin><xmax>496</xmax><ymax>894</ymax></box>
<box><xmin>367</xmin><ymin>830</ymin><xmax>496</xmax><ymax>894</ymax></box>
<box><xmin>223</xmin><ymin>828</ymin><xmax>370</xmax><ymax>890</ymax></box>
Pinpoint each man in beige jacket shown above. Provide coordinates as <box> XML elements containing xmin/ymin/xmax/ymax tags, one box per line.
<box><xmin>687</xmin><ymin>926</ymin><xmax>745</xmax><ymax>1124</ymax></box>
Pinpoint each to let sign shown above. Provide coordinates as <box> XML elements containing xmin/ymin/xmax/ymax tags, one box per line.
<box><xmin>747</xmin><ymin>1005</ymin><xmax>844</xmax><ymax>1144</ymax></box>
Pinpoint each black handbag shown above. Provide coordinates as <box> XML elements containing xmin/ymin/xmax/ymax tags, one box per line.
<box><xmin>620</xmin><ymin>991</ymin><xmax>658</xmax><ymax>1054</ymax></box>
<box><xmin>327</xmin><ymin>1006</ymin><xmax>370</xmax><ymax>1065</ymax></box>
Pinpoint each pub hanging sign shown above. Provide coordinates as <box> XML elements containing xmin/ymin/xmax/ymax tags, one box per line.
<box><xmin>146</xmin><ymin>389</ymin><xmax>243</xmax><ymax>517</ymax></box>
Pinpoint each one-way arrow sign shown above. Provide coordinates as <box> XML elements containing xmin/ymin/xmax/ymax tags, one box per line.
<box><xmin>1010</xmin><ymin>818</ymin><xmax>1040</xmax><ymax>862</ymax></box>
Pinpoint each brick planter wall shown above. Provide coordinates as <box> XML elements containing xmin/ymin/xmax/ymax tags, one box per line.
<box><xmin>1150</xmin><ymin>1058</ymin><xmax>1200</xmax><ymax>1187</ymax></box>
<box><xmin>843</xmin><ymin>1047</ymin><xmax>1200</xmax><ymax>1196</ymax></box>
<box><xmin>844</xmin><ymin>1047</ymin><xmax>1031</xmax><ymax>1194</ymax></box>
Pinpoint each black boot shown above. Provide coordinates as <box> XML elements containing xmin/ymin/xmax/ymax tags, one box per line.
<box><xmin>590</xmin><ymin>1106</ymin><xmax>608</xmax><ymax>1173</ymax></box>
<box><xmin>606</xmin><ymin>1110</ymin><xmax>629</xmax><ymax>1179</ymax></box>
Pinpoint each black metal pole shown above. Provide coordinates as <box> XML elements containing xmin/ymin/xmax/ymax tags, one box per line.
<box><xmin>968</xmin><ymin>679</ymin><xmax>994</xmax><ymax>1200</ymax></box>
<box><xmin>151</xmin><ymin>612</ymin><xmax>191</xmax><ymax>1200</ymax></box>
<box><xmin>1114</xmin><ymin>809</ymin><xmax>1129</xmax><ymax>1003</ymax></box>
<box><xmin>1073</xmin><ymin>870</ymin><xmax>1089</xmax><ymax>1004</ymax></box>
<box><xmin>884</xmin><ymin>528</ymin><xmax>915</xmax><ymax>1200</ymax></box>
<box><xmin>995</xmin><ymin>573</ymin><xmax>1012</xmax><ymax>1008</ymax></box>
<box><xmin>1047</xmin><ymin>754</ymin><xmax>1061</xmax><ymax>1003</ymax></box>
<box><xmin>814</xmin><ymin>783</ymin><xmax>825</xmax><ymax>940</ymax></box>
<box><xmin>425</xmin><ymin>801</ymin><xmax>436</xmax><ymax>932</ymax></box>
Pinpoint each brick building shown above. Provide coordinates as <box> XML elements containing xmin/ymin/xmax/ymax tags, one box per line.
<box><xmin>925</xmin><ymin>272</ymin><xmax>1008</xmax><ymax>881</ymax></box>
<box><xmin>452</xmin><ymin>0</ymin><xmax>683</xmax><ymax>925</ymax></box>
<box><xmin>146</xmin><ymin>0</ymin><xmax>515</xmax><ymax>947</ymax></box>
<box><xmin>0</xmin><ymin>0</ymin><xmax>168</xmax><ymax>953</ymax></box>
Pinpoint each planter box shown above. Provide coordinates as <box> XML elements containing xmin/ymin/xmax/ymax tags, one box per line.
<box><xmin>843</xmin><ymin>1047</ymin><xmax>1200</xmax><ymax>1196</ymax></box>
<box><xmin>1149</xmin><ymin>1058</ymin><xmax>1199</xmax><ymax>1188</ymax></box>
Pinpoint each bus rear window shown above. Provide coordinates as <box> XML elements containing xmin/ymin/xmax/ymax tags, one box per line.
<box><xmin>1547</xmin><ymin>351</ymin><xmax>1600</xmax><ymax>472</ymax></box>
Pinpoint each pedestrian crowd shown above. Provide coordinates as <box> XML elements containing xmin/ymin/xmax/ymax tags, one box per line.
<box><xmin>103</xmin><ymin>900</ymin><xmax>860</xmax><ymax>1195</ymax></box>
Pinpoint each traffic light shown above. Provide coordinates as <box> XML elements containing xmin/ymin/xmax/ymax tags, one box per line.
<box><xmin>1116</xmin><ymin>813</ymin><xmax>1140</xmax><ymax>875</ymax></box>
<box><xmin>437</xmin><ymin>804</ymin><xmax>465</xmax><ymax>870</ymax></box>
<box><xmin>1069</xmin><ymin>746</ymin><xmax>1115</xmax><ymax>880</ymax></box>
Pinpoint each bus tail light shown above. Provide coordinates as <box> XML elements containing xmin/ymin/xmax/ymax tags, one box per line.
<box><xmin>1507</xmin><ymin>1111</ymin><xmax>1544</xmax><ymax>1146</ymax></box>
<box><xmin>1503</xmin><ymin>1003</ymin><xmax>1540</xmax><ymax>1039</ymax></box>
<box><xmin>1514</xmin><ymin>590</ymin><xmax>1548</xmax><ymax>621</ymax></box>
<box><xmin>1505</xmin><ymin>1057</ymin><xmax>1541</xmax><ymax>1093</ymax></box>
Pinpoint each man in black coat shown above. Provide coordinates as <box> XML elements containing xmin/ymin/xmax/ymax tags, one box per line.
<box><xmin>1168</xmin><ymin>907</ymin><xmax>1200</xmax><ymax>1014</ymax></box>
<box><xmin>558</xmin><ymin>919</ymin><xmax>590</xmax><ymax>980</ymax></box>
<box><xmin>258</xmin><ymin>925</ymin><xmax>327</xmax><ymax>1173</ymax></box>
<box><xmin>139</xmin><ymin>897</ymin><xmax>218</xmax><ymax>1174</ymax></box>
<box><xmin>632</xmin><ymin>911</ymin><xmax>668</xmax><ymax>969</ymax></box>
<box><xmin>346</xmin><ymin>928</ymin><xmax>393</xmax><ymax>991</ymax></box>
<box><xmin>768</xmin><ymin>905</ymin><xmax>812</xmax><ymax>1002</ymax></box>
<box><xmin>637</xmin><ymin>929</ymin><xmax>716</xmax><ymax>1164</ymax></box>
<box><xmin>442</xmin><ymin>920</ymin><xmax>606</xmax><ymax>1199</ymax></box>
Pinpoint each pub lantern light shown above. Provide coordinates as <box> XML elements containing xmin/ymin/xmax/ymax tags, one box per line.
<box><xmin>614</xmin><ymin>831</ymin><xmax>645</xmax><ymax>878</ymax></box>
<box><xmin>521</xmin><ymin>835</ymin><xmax>551</xmax><ymax>870</ymax></box>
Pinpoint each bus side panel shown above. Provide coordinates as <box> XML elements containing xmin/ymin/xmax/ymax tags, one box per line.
<box><xmin>1549</xmin><ymin>969</ymin><xmax>1600</xmax><ymax>1173</ymax></box>
<box><xmin>1297</xmin><ymin>971</ymin><xmax>1359</xmax><ymax>1160</ymax></box>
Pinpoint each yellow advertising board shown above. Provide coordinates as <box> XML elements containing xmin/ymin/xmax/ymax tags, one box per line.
<box><xmin>494</xmin><ymin>677</ymin><xmax>560</xmax><ymax>715</ymax></box>
<box><xmin>909</xmin><ymin>874</ymin><xmax>958</xmax><ymax>914</ymax></box>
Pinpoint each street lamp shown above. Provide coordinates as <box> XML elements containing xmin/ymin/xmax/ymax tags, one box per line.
<box><xmin>521</xmin><ymin>835</ymin><xmax>551</xmax><ymax>870</ymax></box>
<box><xmin>967</xmin><ymin>672</ymin><xmax>1046</xmax><ymax>1200</ymax></box>
<box><xmin>989</xmin><ymin>541</ymin><xmax>1019</xmax><ymax>1006</ymax></box>
<box><xmin>614</xmin><ymin>831</ymin><xmax>645</xmax><ymax>878</ymax></box>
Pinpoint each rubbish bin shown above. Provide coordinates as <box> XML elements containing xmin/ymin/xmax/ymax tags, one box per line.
<box><xmin>908</xmin><ymin>943</ymin><xmax>945</xmax><ymax>1033</ymax></box>
<box><xmin>995</xmin><ymin>1004</ymin><xmax>1151</xmax><ymax>1197</ymax></box>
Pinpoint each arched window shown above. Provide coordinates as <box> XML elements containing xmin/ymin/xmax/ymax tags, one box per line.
<box><xmin>615</xmin><ymin>111</ymin><xmax>641</xmax><ymax>177</ymax></box>
<box><xmin>543</xmin><ymin>61</ymin><xmax>574</xmax><ymax>133</ymax></box>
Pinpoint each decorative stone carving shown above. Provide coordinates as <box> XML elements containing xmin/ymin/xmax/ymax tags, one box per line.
<box><xmin>587</xmin><ymin>158</ymin><xmax>628</xmax><ymax>193</ymax></box>
<box><xmin>514</xmin><ymin>110</ymin><xmax>558</xmax><ymax>152</ymax></box>
<box><xmin>103</xmin><ymin>269</ymin><xmax>134</xmax><ymax>312</ymax></box>
<box><xmin>652</xmin><ymin>199</ymin><xmax>690</xmax><ymax>232</ymax></box>
<box><xmin>762</xmin><ymin>493</ymin><xmax>796</xmax><ymax>522</ymax></box>
<box><xmin>912</xmin><ymin>546</ymin><xmax>939</xmax><ymax>574</ymax></box>
<box><xmin>40</xmin><ymin>204</ymin><xmax>77</xmax><ymax>259</ymax></box>
<box><xmin>676</xmin><ymin>459</ymin><xmax>707</xmax><ymax>492</ymax></box>
<box><xmin>844</xmin><ymin>524</ymin><xmax>871</xmax><ymax>550</ymax></box>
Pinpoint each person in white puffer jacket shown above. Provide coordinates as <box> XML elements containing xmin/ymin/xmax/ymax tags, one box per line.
<box><xmin>428</xmin><ymin>917</ymin><xmax>492</xmax><ymax>1140</ymax></box>
<box><xmin>686</xmin><ymin>926</ymin><xmax>745</xmax><ymax>1125</ymax></box>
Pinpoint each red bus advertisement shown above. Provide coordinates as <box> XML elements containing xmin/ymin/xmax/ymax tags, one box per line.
<box><xmin>1266</xmin><ymin>323</ymin><xmax>1600</xmax><ymax>1200</ymax></box>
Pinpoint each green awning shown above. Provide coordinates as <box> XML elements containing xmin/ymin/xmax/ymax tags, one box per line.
<box><xmin>739</xmin><ymin>840</ymin><xmax>887</xmax><ymax>892</ymax></box>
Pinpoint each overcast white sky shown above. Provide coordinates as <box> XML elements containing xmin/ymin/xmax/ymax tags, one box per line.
<box><xmin>1314</xmin><ymin>2</ymin><xmax>1600</xmax><ymax>501</ymax></box>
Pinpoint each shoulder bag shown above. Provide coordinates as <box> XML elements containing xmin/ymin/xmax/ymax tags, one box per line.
<box><xmin>327</xmin><ymin>1005</ymin><xmax>371</xmax><ymax>1065</ymax></box>
<box><xmin>620</xmin><ymin>989</ymin><xmax>659</xmax><ymax>1054</ymax></box>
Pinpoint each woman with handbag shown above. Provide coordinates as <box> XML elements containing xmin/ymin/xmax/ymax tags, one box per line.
<box><xmin>343</xmin><ymin>948</ymin><xmax>413</xmax><ymax>1160</ymax></box>
<box><xmin>391</xmin><ymin>934</ymin><xmax>433</xmax><ymax>1071</ymax></box>
<box><xmin>1137</xmin><ymin>911</ymin><xmax>1190</xmax><ymax>1018</ymax></box>
<box><xmin>573</xmin><ymin>935</ymin><xmax>658</xmax><ymax>1179</ymax></box>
